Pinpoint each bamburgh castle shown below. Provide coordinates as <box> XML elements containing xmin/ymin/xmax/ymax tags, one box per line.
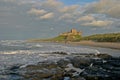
<box><xmin>60</xmin><ymin>28</ymin><xmax>82</xmax><ymax>36</ymax></box>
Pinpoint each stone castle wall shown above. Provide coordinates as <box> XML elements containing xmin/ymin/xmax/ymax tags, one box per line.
<box><xmin>60</xmin><ymin>29</ymin><xmax>82</xmax><ymax>36</ymax></box>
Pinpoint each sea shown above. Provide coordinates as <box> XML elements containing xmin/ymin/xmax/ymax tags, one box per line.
<box><xmin>0</xmin><ymin>40</ymin><xmax>120</xmax><ymax>75</ymax></box>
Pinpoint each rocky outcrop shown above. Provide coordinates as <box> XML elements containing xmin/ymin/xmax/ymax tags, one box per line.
<box><xmin>3</xmin><ymin>53</ymin><xmax>120</xmax><ymax>80</ymax></box>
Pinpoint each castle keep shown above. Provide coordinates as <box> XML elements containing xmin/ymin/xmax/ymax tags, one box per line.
<box><xmin>60</xmin><ymin>28</ymin><xmax>82</xmax><ymax>36</ymax></box>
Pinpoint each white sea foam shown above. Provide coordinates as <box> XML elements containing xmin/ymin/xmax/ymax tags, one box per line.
<box><xmin>65</xmin><ymin>64</ymin><xmax>85</xmax><ymax>77</ymax></box>
<box><xmin>0</xmin><ymin>45</ymin><xmax>100</xmax><ymax>55</ymax></box>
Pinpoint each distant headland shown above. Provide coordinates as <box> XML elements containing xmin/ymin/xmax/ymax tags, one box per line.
<box><xmin>27</xmin><ymin>28</ymin><xmax>120</xmax><ymax>49</ymax></box>
<box><xmin>28</xmin><ymin>28</ymin><xmax>83</xmax><ymax>42</ymax></box>
<box><xmin>28</xmin><ymin>28</ymin><xmax>120</xmax><ymax>43</ymax></box>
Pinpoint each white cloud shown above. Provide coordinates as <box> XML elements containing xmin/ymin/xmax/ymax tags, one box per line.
<box><xmin>3</xmin><ymin>0</ymin><xmax>16</xmax><ymax>2</ymax></box>
<box><xmin>28</xmin><ymin>8</ymin><xmax>47</xmax><ymax>15</ymax></box>
<box><xmin>59</xmin><ymin>13</ymin><xmax>73</xmax><ymax>20</ymax></box>
<box><xmin>85</xmin><ymin>0</ymin><xmax>120</xmax><ymax>18</ymax></box>
<box><xmin>40</xmin><ymin>12</ymin><xmax>54</xmax><ymax>19</ymax></box>
<box><xmin>82</xmin><ymin>20</ymin><xmax>113</xmax><ymax>27</ymax></box>
<box><xmin>59</xmin><ymin>5</ymin><xmax>79</xmax><ymax>13</ymax></box>
<box><xmin>42</xmin><ymin>0</ymin><xmax>63</xmax><ymax>8</ymax></box>
<box><xmin>107</xmin><ymin>5</ymin><xmax>120</xmax><ymax>18</ymax></box>
<box><xmin>4</xmin><ymin>0</ymin><xmax>118</xmax><ymax>27</ymax></box>
<box><xmin>76</xmin><ymin>15</ymin><xmax>95</xmax><ymax>22</ymax></box>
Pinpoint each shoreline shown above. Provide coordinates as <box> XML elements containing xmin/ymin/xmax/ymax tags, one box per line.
<box><xmin>27</xmin><ymin>40</ymin><xmax>120</xmax><ymax>50</ymax></box>
<box><xmin>67</xmin><ymin>41</ymin><xmax>120</xmax><ymax>50</ymax></box>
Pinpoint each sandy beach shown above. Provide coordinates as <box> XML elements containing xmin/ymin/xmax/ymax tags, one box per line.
<box><xmin>68</xmin><ymin>41</ymin><xmax>120</xmax><ymax>50</ymax></box>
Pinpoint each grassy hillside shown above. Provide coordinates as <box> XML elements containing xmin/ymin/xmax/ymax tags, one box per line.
<box><xmin>51</xmin><ymin>35</ymin><xmax>66</xmax><ymax>41</ymax></box>
<box><xmin>27</xmin><ymin>33</ymin><xmax>120</xmax><ymax>42</ymax></box>
<box><xmin>52</xmin><ymin>33</ymin><xmax>120</xmax><ymax>42</ymax></box>
<box><xmin>27</xmin><ymin>35</ymin><xmax>67</xmax><ymax>42</ymax></box>
<box><xmin>84</xmin><ymin>33</ymin><xmax>120</xmax><ymax>42</ymax></box>
<box><xmin>50</xmin><ymin>35</ymin><xmax>82</xmax><ymax>42</ymax></box>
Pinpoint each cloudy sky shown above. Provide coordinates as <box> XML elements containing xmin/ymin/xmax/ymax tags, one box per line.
<box><xmin>0</xmin><ymin>0</ymin><xmax>120</xmax><ymax>40</ymax></box>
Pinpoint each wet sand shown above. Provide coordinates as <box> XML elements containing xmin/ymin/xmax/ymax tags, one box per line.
<box><xmin>68</xmin><ymin>41</ymin><xmax>120</xmax><ymax>50</ymax></box>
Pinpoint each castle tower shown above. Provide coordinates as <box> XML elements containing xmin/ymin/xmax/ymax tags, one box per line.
<box><xmin>71</xmin><ymin>28</ymin><xmax>77</xmax><ymax>34</ymax></box>
<box><xmin>60</xmin><ymin>28</ymin><xmax>82</xmax><ymax>36</ymax></box>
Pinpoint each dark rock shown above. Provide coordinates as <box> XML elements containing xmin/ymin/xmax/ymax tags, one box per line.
<box><xmin>71</xmin><ymin>77</ymin><xmax>86</xmax><ymax>80</ymax></box>
<box><xmin>52</xmin><ymin>52</ymin><xmax>68</xmax><ymax>55</ymax></box>
<box><xmin>96</xmin><ymin>54</ymin><xmax>112</xmax><ymax>59</ymax></box>
<box><xmin>80</xmin><ymin>56</ymin><xmax>120</xmax><ymax>80</ymax></box>
<box><xmin>69</xmin><ymin>56</ymin><xmax>91</xmax><ymax>68</ymax></box>
<box><xmin>23</xmin><ymin>72</ymin><xmax>52</xmax><ymax>79</ymax></box>
<box><xmin>5</xmin><ymin>53</ymin><xmax>120</xmax><ymax>80</ymax></box>
<box><xmin>26</xmin><ymin>61</ymin><xmax>58</xmax><ymax>70</ymax></box>
<box><xmin>20</xmin><ymin>61</ymin><xmax>64</xmax><ymax>80</ymax></box>
<box><xmin>80</xmin><ymin>66</ymin><xmax>111</xmax><ymax>80</ymax></box>
<box><xmin>22</xmin><ymin>68</ymin><xmax>64</xmax><ymax>80</ymax></box>
<box><xmin>9</xmin><ymin>64</ymin><xmax>21</xmax><ymax>71</ymax></box>
<box><xmin>57</xmin><ymin>59</ymin><xmax>70</xmax><ymax>68</ymax></box>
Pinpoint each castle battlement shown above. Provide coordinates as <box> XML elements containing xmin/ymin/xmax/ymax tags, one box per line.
<box><xmin>60</xmin><ymin>28</ymin><xmax>82</xmax><ymax>36</ymax></box>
